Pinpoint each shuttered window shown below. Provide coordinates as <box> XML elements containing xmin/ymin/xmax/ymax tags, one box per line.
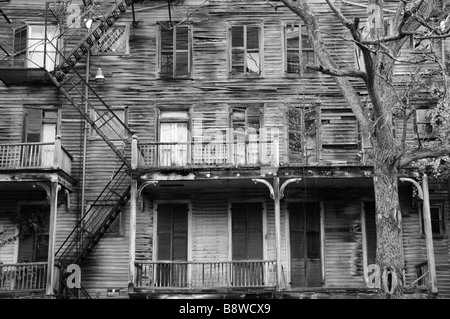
<box><xmin>231</xmin><ymin>202</ymin><xmax>263</xmax><ymax>260</ymax></box>
<box><xmin>230</xmin><ymin>105</ymin><xmax>263</xmax><ymax>164</ymax></box>
<box><xmin>157</xmin><ymin>203</ymin><xmax>188</xmax><ymax>261</ymax></box>
<box><xmin>287</xmin><ymin>106</ymin><xmax>317</xmax><ymax>164</ymax></box>
<box><xmin>284</xmin><ymin>23</ymin><xmax>316</xmax><ymax>76</ymax></box>
<box><xmin>229</xmin><ymin>24</ymin><xmax>262</xmax><ymax>76</ymax></box>
<box><xmin>23</xmin><ymin>109</ymin><xmax>58</xmax><ymax>143</ymax></box>
<box><xmin>158</xmin><ymin>23</ymin><xmax>192</xmax><ymax>79</ymax></box>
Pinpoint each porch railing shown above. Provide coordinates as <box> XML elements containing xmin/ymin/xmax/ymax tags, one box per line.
<box><xmin>0</xmin><ymin>262</ymin><xmax>48</xmax><ymax>291</ymax></box>
<box><xmin>0</xmin><ymin>137</ymin><xmax>72</xmax><ymax>174</ymax></box>
<box><xmin>134</xmin><ymin>260</ymin><xmax>276</xmax><ymax>289</ymax></box>
<box><xmin>134</xmin><ymin>140</ymin><xmax>279</xmax><ymax>168</ymax></box>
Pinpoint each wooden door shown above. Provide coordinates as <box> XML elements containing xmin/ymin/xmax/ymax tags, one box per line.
<box><xmin>156</xmin><ymin>203</ymin><xmax>188</xmax><ymax>287</ymax></box>
<box><xmin>232</xmin><ymin>202</ymin><xmax>264</xmax><ymax>286</ymax></box>
<box><xmin>289</xmin><ymin>202</ymin><xmax>322</xmax><ymax>287</ymax></box>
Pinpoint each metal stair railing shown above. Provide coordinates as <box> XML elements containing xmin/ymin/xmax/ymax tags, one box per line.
<box><xmin>56</xmin><ymin>163</ymin><xmax>131</xmax><ymax>267</ymax></box>
<box><xmin>51</xmin><ymin>0</ymin><xmax>134</xmax><ymax>83</ymax></box>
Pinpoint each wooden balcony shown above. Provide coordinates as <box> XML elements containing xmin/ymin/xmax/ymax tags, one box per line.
<box><xmin>0</xmin><ymin>262</ymin><xmax>47</xmax><ymax>293</ymax></box>
<box><xmin>0</xmin><ymin>138</ymin><xmax>72</xmax><ymax>176</ymax></box>
<box><xmin>134</xmin><ymin>260</ymin><xmax>276</xmax><ymax>290</ymax></box>
<box><xmin>132</xmin><ymin>139</ymin><xmax>279</xmax><ymax>169</ymax></box>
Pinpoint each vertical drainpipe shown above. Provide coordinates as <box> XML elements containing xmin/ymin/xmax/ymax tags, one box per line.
<box><xmin>81</xmin><ymin>52</ymin><xmax>90</xmax><ymax>218</ymax></box>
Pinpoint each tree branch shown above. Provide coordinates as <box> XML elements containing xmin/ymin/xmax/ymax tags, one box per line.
<box><xmin>400</xmin><ymin>145</ymin><xmax>450</xmax><ymax>167</ymax></box>
<box><xmin>306</xmin><ymin>63</ymin><xmax>367</xmax><ymax>80</ymax></box>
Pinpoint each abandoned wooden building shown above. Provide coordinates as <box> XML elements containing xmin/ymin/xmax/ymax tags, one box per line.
<box><xmin>0</xmin><ymin>0</ymin><xmax>449</xmax><ymax>299</ymax></box>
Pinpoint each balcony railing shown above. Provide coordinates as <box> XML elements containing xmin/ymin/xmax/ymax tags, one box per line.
<box><xmin>0</xmin><ymin>138</ymin><xmax>72</xmax><ymax>175</ymax></box>
<box><xmin>134</xmin><ymin>260</ymin><xmax>277</xmax><ymax>289</ymax></box>
<box><xmin>0</xmin><ymin>262</ymin><xmax>47</xmax><ymax>292</ymax></box>
<box><xmin>133</xmin><ymin>139</ymin><xmax>279</xmax><ymax>168</ymax></box>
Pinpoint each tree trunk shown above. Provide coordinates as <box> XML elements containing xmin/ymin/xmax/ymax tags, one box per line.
<box><xmin>373</xmin><ymin>146</ymin><xmax>405</xmax><ymax>298</ymax></box>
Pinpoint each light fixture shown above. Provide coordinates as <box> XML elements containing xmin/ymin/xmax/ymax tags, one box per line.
<box><xmin>85</xmin><ymin>18</ymin><xmax>93</xmax><ymax>29</ymax></box>
<box><xmin>95</xmin><ymin>67</ymin><xmax>105</xmax><ymax>83</ymax></box>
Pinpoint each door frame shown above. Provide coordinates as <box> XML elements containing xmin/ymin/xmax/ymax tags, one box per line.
<box><xmin>285</xmin><ymin>200</ymin><xmax>325</xmax><ymax>288</ymax></box>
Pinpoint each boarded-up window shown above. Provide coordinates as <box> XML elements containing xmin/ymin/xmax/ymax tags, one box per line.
<box><xmin>158</xmin><ymin>23</ymin><xmax>191</xmax><ymax>78</ymax></box>
<box><xmin>364</xmin><ymin>202</ymin><xmax>376</xmax><ymax>266</ymax></box>
<box><xmin>289</xmin><ymin>202</ymin><xmax>321</xmax><ymax>287</ymax></box>
<box><xmin>284</xmin><ymin>23</ymin><xmax>315</xmax><ymax>75</ymax></box>
<box><xmin>230</xmin><ymin>25</ymin><xmax>261</xmax><ymax>76</ymax></box>
<box><xmin>91</xmin><ymin>25</ymin><xmax>129</xmax><ymax>55</ymax></box>
<box><xmin>287</xmin><ymin>106</ymin><xmax>317</xmax><ymax>164</ymax></box>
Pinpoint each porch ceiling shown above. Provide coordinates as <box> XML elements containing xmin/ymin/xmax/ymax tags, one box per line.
<box><xmin>139</xmin><ymin>176</ymin><xmax>378</xmax><ymax>194</ymax></box>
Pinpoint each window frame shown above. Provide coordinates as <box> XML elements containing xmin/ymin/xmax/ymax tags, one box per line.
<box><xmin>283</xmin><ymin>22</ymin><xmax>316</xmax><ymax>77</ymax></box>
<box><xmin>89</xmin><ymin>106</ymin><xmax>129</xmax><ymax>141</ymax></box>
<box><xmin>286</xmin><ymin>104</ymin><xmax>319</xmax><ymax>164</ymax></box>
<box><xmin>22</xmin><ymin>107</ymin><xmax>61</xmax><ymax>143</ymax></box>
<box><xmin>415</xmin><ymin>108</ymin><xmax>436</xmax><ymax>141</ymax></box>
<box><xmin>13</xmin><ymin>22</ymin><xmax>61</xmax><ymax>71</ymax></box>
<box><xmin>419</xmin><ymin>202</ymin><xmax>446</xmax><ymax>238</ymax></box>
<box><xmin>156</xmin><ymin>22</ymin><xmax>193</xmax><ymax>79</ymax></box>
<box><xmin>228</xmin><ymin>23</ymin><xmax>264</xmax><ymax>78</ymax></box>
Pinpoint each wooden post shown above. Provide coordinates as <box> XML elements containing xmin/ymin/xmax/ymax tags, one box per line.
<box><xmin>422</xmin><ymin>174</ymin><xmax>438</xmax><ymax>294</ymax></box>
<box><xmin>131</xmin><ymin>135</ymin><xmax>138</xmax><ymax>169</ymax></box>
<box><xmin>128</xmin><ymin>179</ymin><xmax>138</xmax><ymax>289</ymax></box>
<box><xmin>273</xmin><ymin>177</ymin><xmax>282</xmax><ymax>290</ymax></box>
<box><xmin>46</xmin><ymin>180</ymin><xmax>59</xmax><ymax>295</ymax></box>
<box><xmin>53</xmin><ymin>135</ymin><xmax>61</xmax><ymax>169</ymax></box>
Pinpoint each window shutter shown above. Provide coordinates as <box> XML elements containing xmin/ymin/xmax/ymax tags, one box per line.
<box><xmin>232</xmin><ymin>203</ymin><xmax>263</xmax><ymax>260</ymax></box>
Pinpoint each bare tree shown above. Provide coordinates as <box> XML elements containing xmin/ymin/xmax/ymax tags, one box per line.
<box><xmin>278</xmin><ymin>0</ymin><xmax>450</xmax><ymax>297</ymax></box>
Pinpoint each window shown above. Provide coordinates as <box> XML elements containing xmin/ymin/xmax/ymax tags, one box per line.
<box><xmin>420</xmin><ymin>202</ymin><xmax>445</xmax><ymax>237</ymax></box>
<box><xmin>287</xmin><ymin>106</ymin><xmax>318</xmax><ymax>164</ymax></box>
<box><xmin>90</xmin><ymin>107</ymin><xmax>128</xmax><ymax>141</ymax></box>
<box><xmin>23</xmin><ymin>108</ymin><xmax>59</xmax><ymax>167</ymax></box>
<box><xmin>91</xmin><ymin>24</ymin><xmax>129</xmax><ymax>55</ymax></box>
<box><xmin>415</xmin><ymin>108</ymin><xmax>435</xmax><ymax>140</ymax></box>
<box><xmin>13</xmin><ymin>24</ymin><xmax>60</xmax><ymax>71</ymax></box>
<box><xmin>158</xmin><ymin>23</ymin><xmax>192</xmax><ymax>79</ymax></box>
<box><xmin>229</xmin><ymin>24</ymin><xmax>262</xmax><ymax>76</ymax></box>
<box><xmin>158</xmin><ymin>110</ymin><xmax>190</xmax><ymax>166</ymax></box>
<box><xmin>284</xmin><ymin>23</ymin><xmax>315</xmax><ymax>76</ymax></box>
<box><xmin>230</xmin><ymin>105</ymin><xmax>263</xmax><ymax>164</ymax></box>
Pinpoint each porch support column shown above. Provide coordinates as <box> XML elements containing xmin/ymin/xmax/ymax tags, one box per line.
<box><xmin>400</xmin><ymin>175</ymin><xmax>437</xmax><ymax>294</ymax></box>
<box><xmin>128</xmin><ymin>179</ymin><xmax>138</xmax><ymax>291</ymax></box>
<box><xmin>46</xmin><ymin>179</ymin><xmax>60</xmax><ymax>295</ymax></box>
<box><xmin>422</xmin><ymin>174</ymin><xmax>438</xmax><ymax>294</ymax></box>
<box><xmin>252</xmin><ymin>177</ymin><xmax>301</xmax><ymax>291</ymax></box>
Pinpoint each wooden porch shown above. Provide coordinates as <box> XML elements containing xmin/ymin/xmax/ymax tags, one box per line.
<box><xmin>0</xmin><ymin>137</ymin><xmax>72</xmax><ymax>175</ymax></box>
<box><xmin>0</xmin><ymin>262</ymin><xmax>48</xmax><ymax>298</ymax></box>
<box><xmin>134</xmin><ymin>260</ymin><xmax>276</xmax><ymax>290</ymax></box>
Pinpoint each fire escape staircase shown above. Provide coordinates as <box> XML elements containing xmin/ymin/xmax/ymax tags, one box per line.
<box><xmin>42</xmin><ymin>0</ymin><xmax>135</xmax><ymax>297</ymax></box>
